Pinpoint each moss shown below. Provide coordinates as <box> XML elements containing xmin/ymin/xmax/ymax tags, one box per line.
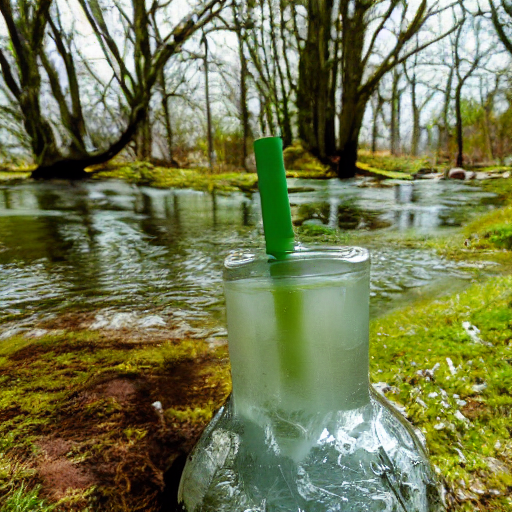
<box><xmin>0</xmin><ymin>171</ymin><xmax>31</xmax><ymax>181</ymax></box>
<box><xmin>296</xmin><ymin>223</ymin><xmax>351</xmax><ymax>245</ymax></box>
<box><xmin>0</xmin><ymin>332</ymin><xmax>230</xmax><ymax>511</ymax></box>
<box><xmin>370</xmin><ymin>274</ymin><xmax>512</xmax><ymax>503</ymax></box>
<box><xmin>283</xmin><ymin>142</ymin><xmax>328</xmax><ymax>172</ymax></box>
<box><xmin>90</xmin><ymin>162</ymin><xmax>259</xmax><ymax>193</ymax></box>
<box><xmin>358</xmin><ymin>150</ymin><xmax>439</xmax><ymax>175</ymax></box>
<box><xmin>356</xmin><ymin>161</ymin><xmax>413</xmax><ymax>180</ymax></box>
<box><xmin>1</xmin><ymin>483</ymin><xmax>55</xmax><ymax>511</ymax></box>
<box><xmin>462</xmin><ymin>205</ymin><xmax>512</xmax><ymax>252</ymax></box>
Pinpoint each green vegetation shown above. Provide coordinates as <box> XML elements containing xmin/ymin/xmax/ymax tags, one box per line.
<box><xmin>358</xmin><ymin>150</ymin><xmax>439</xmax><ymax>176</ymax></box>
<box><xmin>1</xmin><ymin>484</ymin><xmax>54</xmax><ymax>512</ymax></box>
<box><xmin>283</xmin><ymin>142</ymin><xmax>329</xmax><ymax>172</ymax></box>
<box><xmin>0</xmin><ymin>170</ymin><xmax>32</xmax><ymax>181</ymax></box>
<box><xmin>371</xmin><ymin>275</ymin><xmax>512</xmax><ymax>510</ymax></box>
<box><xmin>0</xmin><ymin>331</ymin><xmax>231</xmax><ymax>511</ymax></box>
<box><xmin>91</xmin><ymin>161</ymin><xmax>259</xmax><ymax>192</ymax></box>
<box><xmin>90</xmin><ymin>161</ymin><xmax>332</xmax><ymax>192</ymax></box>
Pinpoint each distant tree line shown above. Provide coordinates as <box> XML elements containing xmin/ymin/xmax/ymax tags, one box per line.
<box><xmin>0</xmin><ymin>0</ymin><xmax>512</xmax><ymax>180</ymax></box>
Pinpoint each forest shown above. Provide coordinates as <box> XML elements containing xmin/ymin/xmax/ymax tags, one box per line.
<box><xmin>0</xmin><ymin>0</ymin><xmax>512</xmax><ymax>177</ymax></box>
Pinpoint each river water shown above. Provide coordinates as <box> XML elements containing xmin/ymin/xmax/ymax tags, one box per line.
<box><xmin>0</xmin><ymin>178</ymin><xmax>502</xmax><ymax>338</ymax></box>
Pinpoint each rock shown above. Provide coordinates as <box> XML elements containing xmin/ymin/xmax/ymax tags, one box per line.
<box><xmin>448</xmin><ymin>168</ymin><xmax>466</xmax><ymax>179</ymax></box>
<box><xmin>485</xmin><ymin>456</ymin><xmax>511</xmax><ymax>476</ymax></box>
<box><xmin>138</xmin><ymin>315</ymin><xmax>166</xmax><ymax>328</ymax></box>
<box><xmin>469</xmin><ymin>478</ymin><xmax>486</xmax><ymax>495</ymax></box>
<box><xmin>472</xmin><ymin>382</ymin><xmax>487</xmax><ymax>393</ymax></box>
<box><xmin>454</xmin><ymin>410</ymin><xmax>469</xmax><ymax>423</ymax></box>
<box><xmin>302</xmin><ymin>218</ymin><xmax>324</xmax><ymax>227</ymax></box>
<box><xmin>414</xmin><ymin>172</ymin><xmax>443</xmax><ymax>180</ymax></box>
<box><xmin>503</xmin><ymin>171</ymin><xmax>510</xmax><ymax>178</ymax></box>
<box><xmin>446</xmin><ymin>357</ymin><xmax>457</xmax><ymax>375</ymax></box>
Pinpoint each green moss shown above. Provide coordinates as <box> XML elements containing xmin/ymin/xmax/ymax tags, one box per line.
<box><xmin>164</xmin><ymin>407</ymin><xmax>213</xmax><ymax>424</ymax></box>
<box><xmin>356</xmin><ymin>161</ymin><xmax>413</xmax><ymax>180</ymax></box>
<box><xmin>0</xmin><ymin>331</ymin><xmax>230</xmax><ymax>510</ymax></box>
<box><xmin>283</xmin><ymin>142</ymin><xmax>328</xmax><ymax>172</ymax></box>
<box><xmin>370</xmin><ymin>274</ymin><xmax>512</xmax><ymax>500</ymax></box>
<box><xmin>0</xmin><ymin>171</ymin><xmax>31</xmax><ymax>181</ymax></box>
<box><xmin>357</xmin><ymin>151</ymin><xmax>437</xmax><ymax>175</ymax></box>
<box><xmin>90</xmin><ymin>162</ymin><xmax>259</xmax><ymax>193</ymax></box>
<box><xmin>296</xmin><ymin>223</ymin><xmax>351</xmax><ymax>245</ymax></box>
<box><xmin>1</xmin><ymin>484</ymin><xmax>55</xmax><ymax>511</ymax></box>
<box><xmin>463</xmin><ymin>205</ymin><xmax>512</xmax><ymax>252</ymax></box>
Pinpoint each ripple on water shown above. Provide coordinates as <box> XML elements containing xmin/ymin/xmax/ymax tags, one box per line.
<box><xmin>0</xmin><ymin>179</ymin><xmax>504</xmax><ymax>334</ymax></box>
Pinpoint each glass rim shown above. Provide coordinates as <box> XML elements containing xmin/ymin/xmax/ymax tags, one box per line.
<box><xmin>224</xmin><ymin>245</ymin><xmax>370</xmax><ymax>282</ymax></box>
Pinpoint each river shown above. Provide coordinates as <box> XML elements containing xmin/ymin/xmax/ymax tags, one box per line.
<box><xmin>0</xmin><ymin>178</ymin><xmax>503</xmax><ymax>339</ymax></box>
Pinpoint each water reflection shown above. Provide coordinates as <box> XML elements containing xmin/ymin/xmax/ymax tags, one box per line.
<box><xmin>0</xmin><ymin>179</ymin><xmax>502</xmax><ymax>332</ymax></box>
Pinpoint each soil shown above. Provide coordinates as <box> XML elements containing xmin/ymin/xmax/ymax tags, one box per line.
<box><xmin>1</xmin><ymin>333</ymin><xmax>230</xmax><ymax>512</ymax></box>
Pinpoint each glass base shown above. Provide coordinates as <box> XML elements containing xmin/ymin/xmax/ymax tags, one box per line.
<box><xmin>178</xmin><ymin>391</ymin><xmax>445</xmax><ymax>511</ymax></box>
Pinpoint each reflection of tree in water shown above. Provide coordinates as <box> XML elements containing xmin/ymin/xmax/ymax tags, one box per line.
<box><xmin>34</xmin><ymin>185</ymin><xmax>104</xmax><ymax>293</ymax></box>
<box><xmin>295</xmin><ymin>201</ymin><xmax>391</xmax><ymax>230</ymax></box>
<box><xmin>241</xmin><ymin>199</ymin><xmax>252</xmax><ymax>226</ymax></box>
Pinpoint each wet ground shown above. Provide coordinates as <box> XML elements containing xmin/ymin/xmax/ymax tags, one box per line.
<box><xmin>0</xmin><ymin>178</ymin><xmax>503</xmax><ymax>337</ymax></box>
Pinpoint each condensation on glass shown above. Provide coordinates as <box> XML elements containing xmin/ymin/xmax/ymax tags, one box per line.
<box><xmin>178</xmin><ymin>246</ymin><xmax>445</xmax><ymax>512</ymax></box>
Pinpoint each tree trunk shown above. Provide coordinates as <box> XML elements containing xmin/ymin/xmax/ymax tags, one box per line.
<box><xmin>336</xmin><ymin>0</ymin><xmax>367</xmax><ymax>179</ymax></box>
<box><xmin>455</xmin><ymin>83</ymin><xmax>463</xmax><ymax>168</ymax></box>
<box><xmin>436</xmin><ymin>67</ymin><xmax>453</xmax><ymax>162</ymax></box>
<box><xmin>203</xmin><ymin>34</ymin><xmax>214</xmax><ymax>170</ymax></box>
<box><xmin>411</xmin><ymin>76</ymin><xmax>420</xmax><ymax>156</ymax></box>
<box><xmin>233</xmin><ymin>2</ymin><xmax>250</xmax><ymax>167</ymax></box>
<box><xmin>371</xmin><ymin>93</ymin><xmax>384</xmax><ymax>153</ymax></box>
<box><xmin>160</xmin><ymin>71</ymin><xmax>176</xmax><ymax>165</ymax></box>
<box><xmin>337</xmin><ymin>96</ymin><xmax>367</xmax><ymax>179</ymax></box>
<box><xmin>297</xmin><ymin>0</ymin><xmax>334</xmax><ymax>159</ymax></box>
<box><xmin>135</xmin><ymin>109</ymin><xmax>152</xmax><ymax>161</ymax></box>
<box><xmin>390</xmin><ymin>69</ymin><xmax>402</xmax><ymax>156</ymax></box>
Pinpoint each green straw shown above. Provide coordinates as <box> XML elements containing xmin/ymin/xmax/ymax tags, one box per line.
<box><xmin>254</xmin><ymin>137</ymin><xmax>305</xmax><ymax>390</ymax></box>
<box><xmin>253</xmin><ymin>137</ymin><xmax>295</xmax><ymax>256</ymax></box>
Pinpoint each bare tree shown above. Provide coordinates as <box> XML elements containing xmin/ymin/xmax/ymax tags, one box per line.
<box><xmin>0</xmin><ymin>0</ymin><xmax>226</xmax><ymax>179</ymax></box>
<box><xmin>403</xmin><ymin>53</ymin><xmax>436</xmax><ymax>157</ymax></box>
<box><xmin>244</xmin><ymin>0</ymin><xmax>297</xmax><ymax>146</ymax></box>
<box><xmin>297</xmin><ymin>0</ymin><xmax>336</xmax><ymax>158</ymax></box>
<box><xmin>489</xmin><ymin>0</ymin><xmax>512</xmax><ymax>54</ymax></box>
<box><xmin>452</xmin><ymin>7</ymin><xmax>482</xmax><ymax>167</ymax></box>
<box><xmin>335</xmin><ymin>0</ymin><xmax>458</xmax><ymax>178</ymax></box>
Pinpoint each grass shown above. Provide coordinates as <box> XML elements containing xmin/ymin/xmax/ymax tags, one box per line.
<box><xmin>1</xmin><ymin>484</ymin><xmax>54</xmax><ymax>511</ymax></box>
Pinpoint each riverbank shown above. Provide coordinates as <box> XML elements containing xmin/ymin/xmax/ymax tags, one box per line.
<box><xmin>1</xmin><ymin>174</ymin><xmax>512</xmax><ymax>511</ymax></box>
<box><xmin>1</xmin><ymin>149</ymin><xmax>510</xmax><ymax>190</ymax></box>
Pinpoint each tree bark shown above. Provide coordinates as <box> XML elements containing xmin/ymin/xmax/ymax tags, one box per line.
<box><xmin>455</xmin><ymin>82</ymin><xmax>464</xmax><ymax>167</ymax></box>
<box><xmin>231</xmin><ymin>1</ymin><xmax>250</xmax><ymax>166</ymax></box>
<box><xmin>371</xmin><ymin>92</ymin><xmax>384</xmax><ymax>153</ymax></box>
<box><xmin>436</xmin><ymin>66</ymin><xmax>454</xmax><ymax>161</ymax></box>
<box><xmin>203</xmin><ymin>34</ymin><xmax>214</xmax><ymax>170</ymax></box>
<box><xmin>390</xmin><ymin>69</ymin><xmax>402</xmax><ymax>156</ymax></box>
<box><xmin>337</xmin><ymin>95</ymin><xmax>368</xmax><ymax>179</ymax></box>
<box><xmin>410</xmin><ymin>74</ymin><xmax>420</xmax><ymax>156</ymax></box>
<box><xmin>297</xmin><ymin>0</ymin><xmax>334</xmax><ymax>159</ymax></box>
